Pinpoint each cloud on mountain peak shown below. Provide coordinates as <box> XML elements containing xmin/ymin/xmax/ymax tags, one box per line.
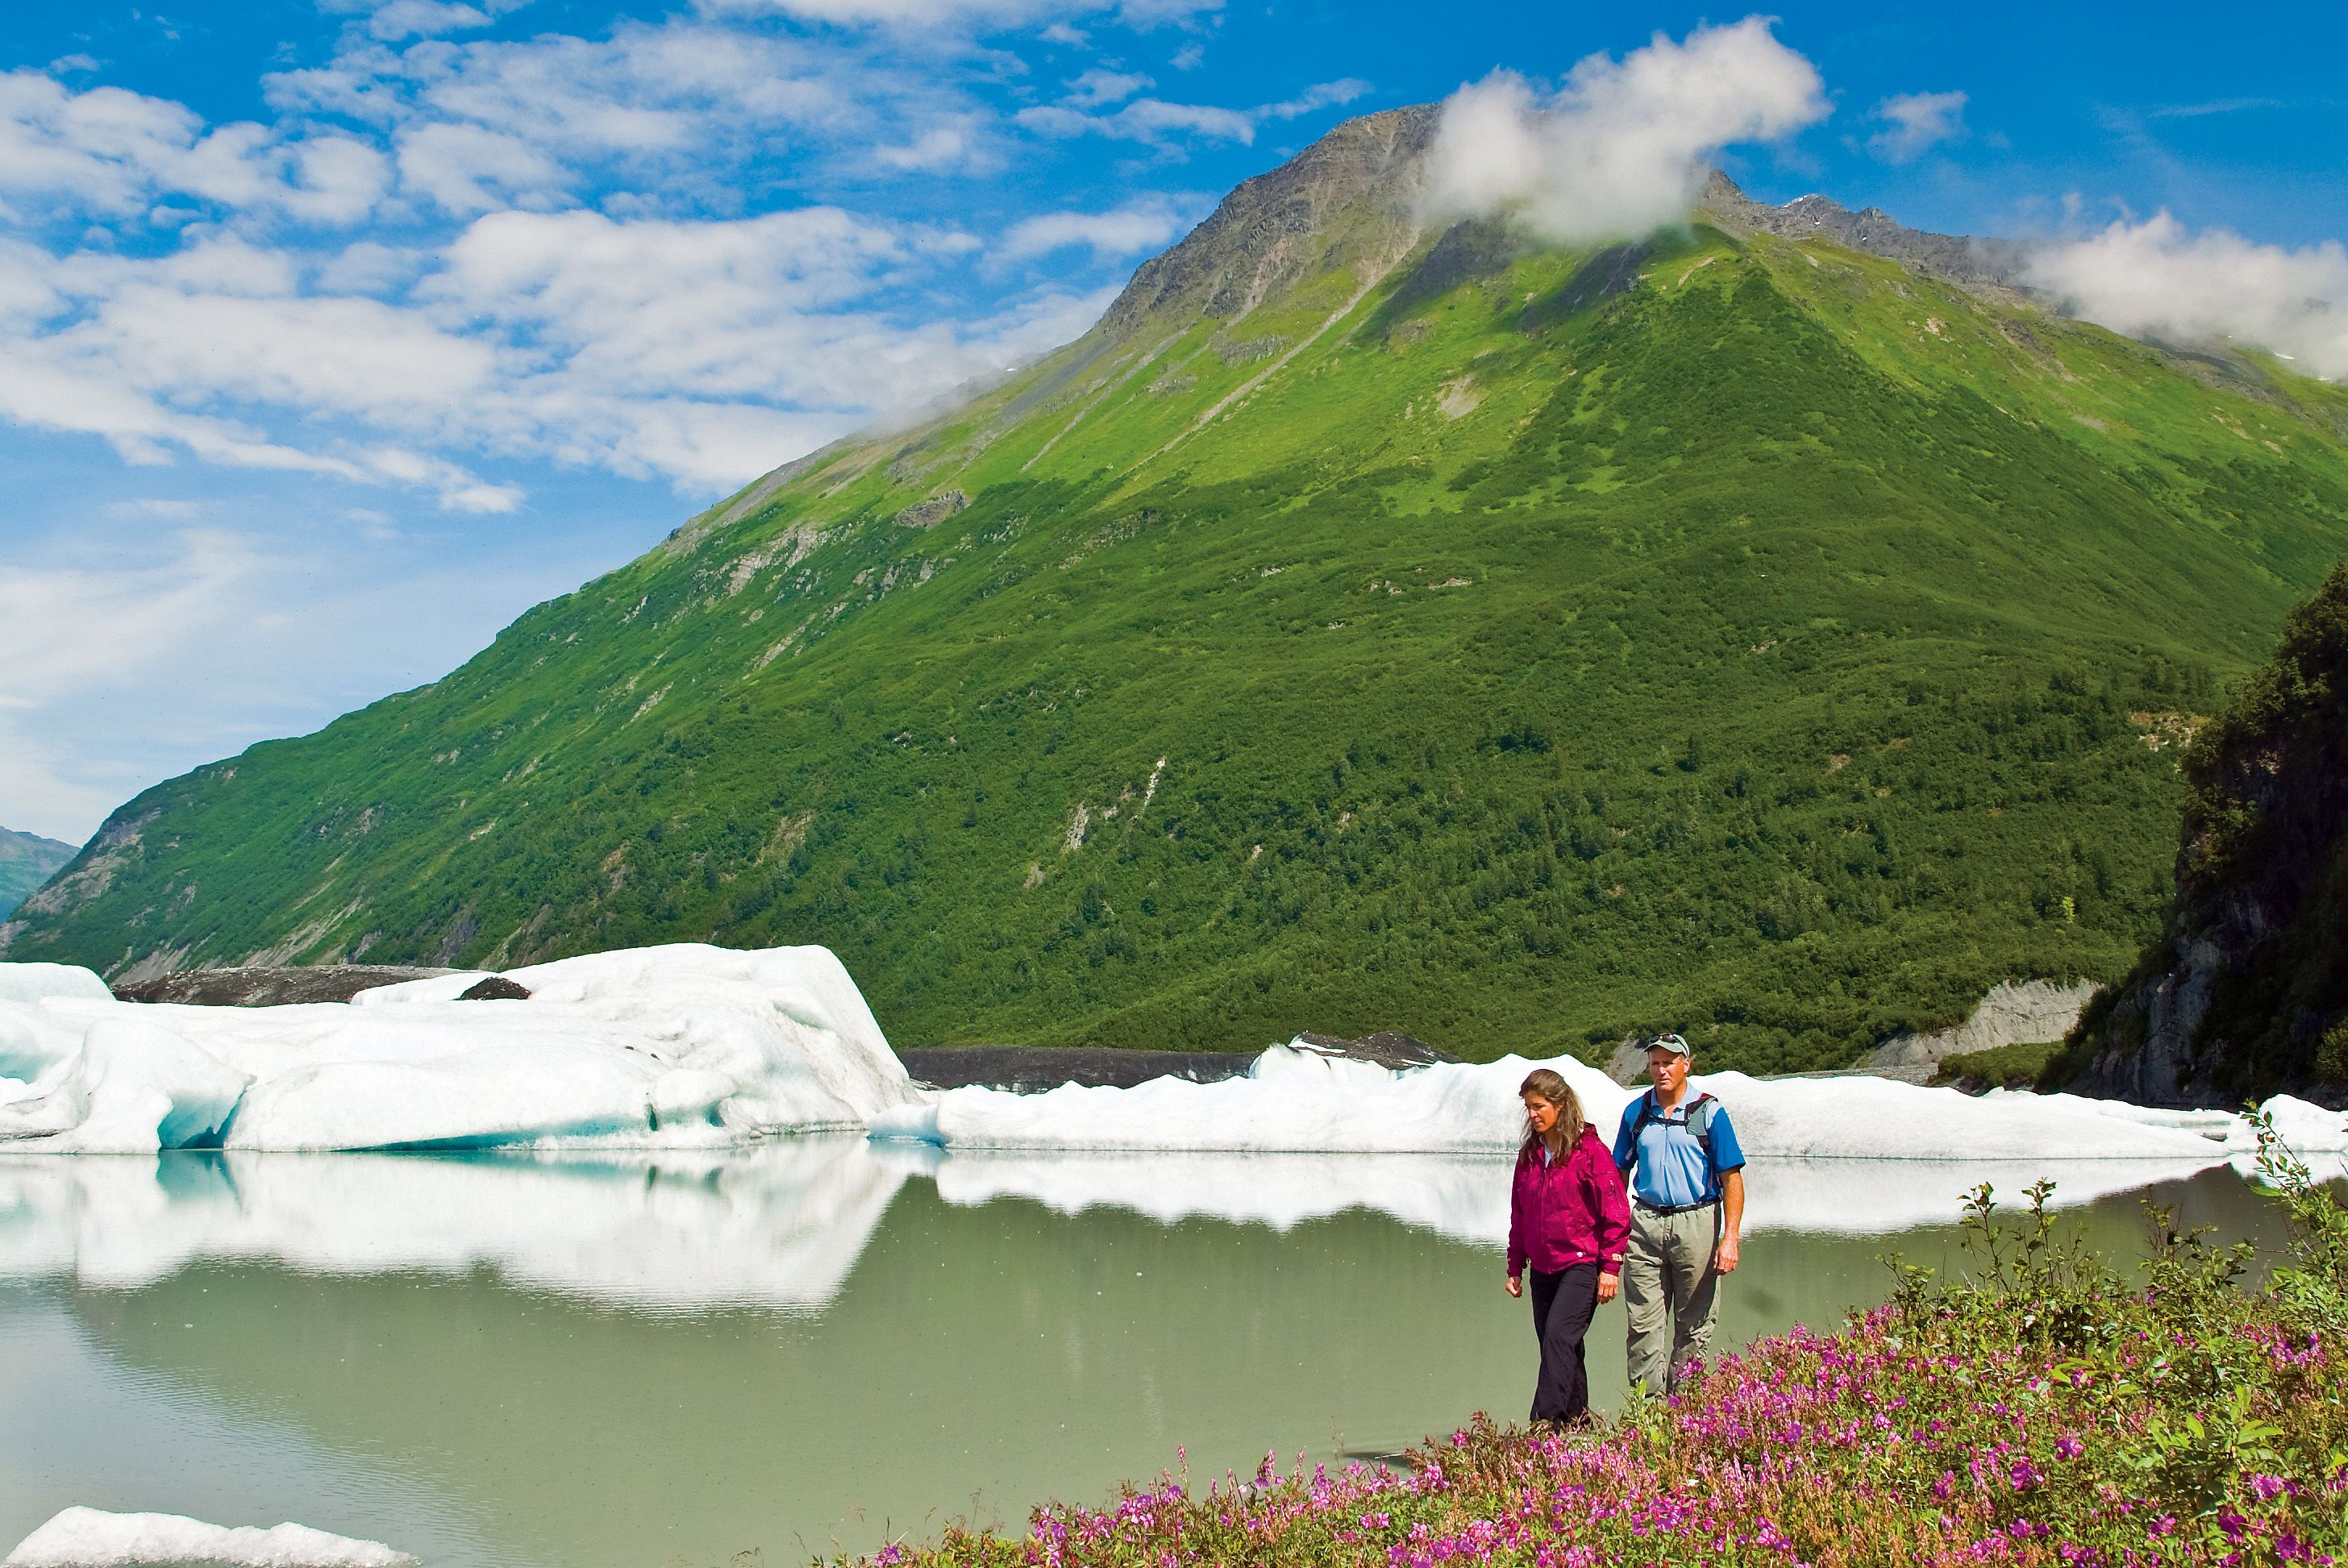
<box><xmin>1422</xmin><ymin>17</ymin><xmax>1828</xmax><ymax>245</ymax></box>
<box><xmin>2027</xmin><ymin>213</ymin><xmax>2348</xmax><ymax>380</ymax></box>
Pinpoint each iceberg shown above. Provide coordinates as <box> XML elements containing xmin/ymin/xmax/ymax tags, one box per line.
<box><xmin>2</xmin><ymin>1508</ymin><xmax>414</xmax><ymax>1567</ymax></box>
<box><xmin>869</xmin><ymin>1043</ymin><xmax>2345</xmax><ymax>1162</ymax></box>
<box><xmin>0</xmin><ymin>945</ymin><xmax>915</xmax><ymax>1154</ymax></box>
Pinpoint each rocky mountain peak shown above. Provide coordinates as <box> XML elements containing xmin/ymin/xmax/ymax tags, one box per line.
<box><xmin>1697</xmin><ymin>168</ymin><xmax>2026</xmax><ymax>287</ymax></box>
<box><xmin>1097</xmin><ymin>105</ymin><xmax>1439</xmax><ymax>345</ymax></box>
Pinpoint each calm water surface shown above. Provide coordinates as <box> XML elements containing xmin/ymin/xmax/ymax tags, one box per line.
<box><xmin>0</xmin><ymin>1144</ymin><xmax>2298</xmax><ymax>1567</ymax></box>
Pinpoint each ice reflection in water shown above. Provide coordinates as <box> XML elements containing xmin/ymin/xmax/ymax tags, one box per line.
<box><xmin>0</xmin><ymin>1146</ymin><xmax>2308</xmax><ymax>1568</ymax></box>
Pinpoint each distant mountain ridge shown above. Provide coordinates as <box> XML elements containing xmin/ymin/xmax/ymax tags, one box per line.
<box><xmin>10</xmin><ymin>106</ymin><xmax>2348</xmax><ymax>1071</ymax></box>
<box><xmin>0</xmin><ymin>827</ymin><xmax>75</xmax><ymax>921</ymax></box>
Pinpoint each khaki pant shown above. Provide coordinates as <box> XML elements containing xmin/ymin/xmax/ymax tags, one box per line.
<box><xmin>1622</xmin><ymin>1201</ymin><xmax>1721</xmax><ymax>1395</ymax></box>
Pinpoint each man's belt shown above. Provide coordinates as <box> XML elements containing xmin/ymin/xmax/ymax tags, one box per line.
<box><xmin>1634</xmin><ymin>1196</ymin><xmax>1721</xmax><ymax>1217</ymax></box>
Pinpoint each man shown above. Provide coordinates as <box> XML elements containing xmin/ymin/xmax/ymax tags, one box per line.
<box><xmin>1610</xmin><ymin>1031</ymin><xmax>1746</xmax><ymax>1395</ymax></box>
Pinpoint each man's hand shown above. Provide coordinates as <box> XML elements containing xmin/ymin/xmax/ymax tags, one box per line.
<box><xmin>1596</xmin><ymin>1271</ymin><xmax>1620</xmax><ymax>1304</ymax></box>
<box><xmin>1505</xmin><ymin>1272</ymin><xmax>1522</xmax><ymax>1298</ymax></box>
<box><xmin>1717</xmin><ymin>1235</ymin><xmax>1741</xmax><ymax>1274</ymax></box>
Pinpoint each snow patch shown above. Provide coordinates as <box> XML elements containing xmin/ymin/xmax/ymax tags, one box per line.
<box><xmin>2</xmin><ymin>1508</ymin><xmax>414</xmax><ymax>1567</ymax></box>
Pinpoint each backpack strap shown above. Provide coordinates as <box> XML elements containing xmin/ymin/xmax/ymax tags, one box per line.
<box><xmin>1684</xmin><ymin>1092</ymin><xmax>1715</xmax><ymax>1157</ymax></box>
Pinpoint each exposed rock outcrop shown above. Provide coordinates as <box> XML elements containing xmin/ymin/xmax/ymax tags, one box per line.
<box><xmin>1699</xmin><ymin>172</ymin><xmax>2029</xmax><ymax>289</ymax></box>
<box><xmin>458</xmin><ymin>975</ymin><xmax>532</xmax><ymax>1001</ymax></box>
<box><xmin>2066</xmin><ymin>563</ymin><xmax>2348</xmax><ymax>1108</ymax></box>
<box><xmin>892</xmin><ymin>489</ymin><xmax>970</xmax><ymax>529</ymax></box>
<box><xmin>1865</xmin><ymin>979</ymin><xmax>2099</xmax><ymax>1080</ymax></box>
<box><xmin>897</xmin><ymin>1030</ymin><xmax>1456</xmax><ymax>1093</ymax></box>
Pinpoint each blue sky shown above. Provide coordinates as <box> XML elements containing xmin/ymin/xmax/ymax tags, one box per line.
<box><xmin>2</xmin><ymin>0</ymin><xmax>2343</xmax><ymax>843</ymax></box>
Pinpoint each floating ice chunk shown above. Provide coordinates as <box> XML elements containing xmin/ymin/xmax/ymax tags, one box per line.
<box><xmin>2</xmin><ymin>1506</ymin><xmax>414</xmax><ymax>1567</ymax></box>
<box><xmin>0</xmin><ymin>964</ymin><xmax>114</xmax><ymax>1006</ymax></box>
<box><xmin>0</xmin><ymin>943</ymin><xmax>915</xmax><ymax>1154</ymax></box>
<box><xmin>225</xmin><ymin>1043</ymin><xmax>674</xmax><ymax>1151</ymax></box>
<box><xmin>877</xmin><ymin>1043</ymin><xmax>2259</xmax><ymax>1162</ymax></box>
<box><xmin>1708</xmin><ymin>1070</ymin><xmax>2229</xmax><ymax>1160</ymax></box>
<box><xmin>2246</xmin><ymin>1094</ymin><xmax>2348</xmax><ymax>1154</ymax></box>
<box><xmin>0</xmin><ymin>1017</ymin><xmax>249</xmax><ymax>1154</ymax></box>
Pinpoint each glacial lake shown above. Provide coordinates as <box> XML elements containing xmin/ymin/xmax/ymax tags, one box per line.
<box><xmin>0</xmin><ymin>1145</ymin><xmax>2306</xmax><ymax>1567</ymax></box>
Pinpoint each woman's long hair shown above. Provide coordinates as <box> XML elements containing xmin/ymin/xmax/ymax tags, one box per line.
<box><xmin>1517</xmin><ymin>1067</ymin><xmax>1586</xmax><ymax>1165</ymax></box>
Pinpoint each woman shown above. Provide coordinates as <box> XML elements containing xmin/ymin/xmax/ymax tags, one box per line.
<box><xmin>1505</xmin><ymin>1067</ymin><xmax>1632</xmax><ymax>1427</ymax></box>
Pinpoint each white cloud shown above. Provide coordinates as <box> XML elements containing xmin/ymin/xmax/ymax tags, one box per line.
<box><xmin>1062</xmin><ymin>69</ymin><xmax>1151</xmax><ymax>108</ymax></box>
<box><xmin>0</xmin><ymin>69</ymin><xmax>392</xmax><ymax>225</ymax></box>
<box><xmin>694</xmin><ymin>0</ymin><xmax>1218</xmax><ymax>29</ymax></box>
<box><xmin>1868</xmin><ymin>89</ymin><xmax>1967</xmax><ymax>163</ymax></box>
<box><xmin>0</xmin><ymin>528</ymin><xmax>267</xmax><ymax>837</ymax></box>
<box><xmin>872</xmin><ymin>119</ymin><xmax>991</xmax><ymax>173</ymax></box>
<box><xmin>395</xmin><ymin>120</ymin><xmax>572</xmax><ymax>213</ymax></box>
<box><xmin>2026</xmin><ymin>212</ymin><xmax>2348</xmax><ymax>379</ymax></box>
<box><xmin>998</xmin><ymin>194</ymin><xmax>1193</xmax><ymax>260</ymax></box>
<box><xmin>1261</xmin><ymin>77</ymin><xmax>1368</xmax><ymax>120</ymax></box>
<box><xmin>1016</xmin><ymin>77</ymin><xmax>1359</xmax><ymax>148</ymax></box>
<box><xmin>0</xmin><ymin>233</ymin><xmax>516</xmax><ymax>508</ymax></box>
<box><xmin>1168</xmin><ymin>43</ymin><xmax>1202</xmax><ymax>70</ymax></box>
<box><xmin>1423</xmin><ymin>17</ymin><xmax>1828</xmax><ymax>245</ymax></box>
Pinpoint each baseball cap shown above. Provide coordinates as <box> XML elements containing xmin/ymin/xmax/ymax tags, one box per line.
<box><xmin>1647</xmin><ymin>1032</ymin><xmax>1691</xmax><ymax>1057</ymax></box>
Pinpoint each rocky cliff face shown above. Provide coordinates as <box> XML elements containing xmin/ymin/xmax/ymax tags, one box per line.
<box><xmin>2067</xmin><ymin>563</ymin><xmax>2348</xmax><ymax>1107</ymax></box>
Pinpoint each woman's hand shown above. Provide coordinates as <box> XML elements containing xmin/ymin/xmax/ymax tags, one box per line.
<box><xmin>1505</xmin><ymin>1272</ymin><xmax>1522</xmax><ymax>1297</ymax></box>
<box><xmin>1596</xmin><ymin>1271</ymin><xmax>1620</xmax><ymax>1304</ymax></box>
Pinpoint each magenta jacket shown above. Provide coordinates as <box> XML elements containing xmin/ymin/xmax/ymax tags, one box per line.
<box><xmin>1507</xmin><ymin>1127</ymin><xmax>1634</xmax><ymax>1278</ymax></box>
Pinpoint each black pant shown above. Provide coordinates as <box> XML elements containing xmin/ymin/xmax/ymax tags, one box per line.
<box><xmin>1528</xmin><ymin>1262</ymin><xmax>1600</xmax><ymax>1425</ymax></box>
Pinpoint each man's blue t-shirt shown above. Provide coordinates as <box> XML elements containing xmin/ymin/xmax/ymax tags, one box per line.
<box><xmin>1611</xmin><ymin>1091</ymin><xmax>1746</xmax><ymax>1208</ymax></box>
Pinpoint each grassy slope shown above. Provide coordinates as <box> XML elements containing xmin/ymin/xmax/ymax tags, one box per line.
<box><xmin>14</xmin><ymin>219</ymin><xmax>2348</xmax><ymax>1071</ymax></box>
<box><xmin>0</xmin><ymin>828</ymin><xmax>74</xmax><ymax>920</ymax></box>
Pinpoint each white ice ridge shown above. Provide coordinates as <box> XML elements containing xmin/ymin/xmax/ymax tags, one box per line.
<box><xmin>2</xmin><ymin>1508</ymin><xmax>414</xmax><ymax>1567</ymax></box>
<box><xmin>868</xmin><ymin>1042</ymin><xmax>2348</xmax><ymax>1162</ymax></box>
<box><xmin>0</xmin><ymin>945</ymin><xmax>916</xmax><ymax>1154</ymax></box>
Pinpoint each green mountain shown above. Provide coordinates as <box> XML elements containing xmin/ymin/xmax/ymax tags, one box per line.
<box><xmin>11</xmin><ymin>106</ymin><xmax>2348</xmax><ymax>1071</ymax></box>
<box><xmin>0</xmin><ymin>827</ymin><xmax>76</xmax><ymax>921</ymax></box>
<box><xmin>2064</xmin><ymin>564</ymin><xmax>2348</xmax><ymax>1105</ymax></box>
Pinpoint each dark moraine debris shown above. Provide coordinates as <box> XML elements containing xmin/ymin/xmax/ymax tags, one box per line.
<box><xmin>897</xmin><ymin>1030</ymin><xmax>1456</xmax><ymax>1092</ymax></box>
<box><xmin>1293</xmin><ymin>1029</ymin><xmax>1458</xmax><ymax>1070</ymax></box>
<box><xmin>458</xmin><ymin>975</ymin><xmax>533</xmax><ymax>1001</ymax></box>
<box><xmin>114</xmin><ymin>965</ymin><xmax>453</xmax><ymax>1006</ymax></box>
